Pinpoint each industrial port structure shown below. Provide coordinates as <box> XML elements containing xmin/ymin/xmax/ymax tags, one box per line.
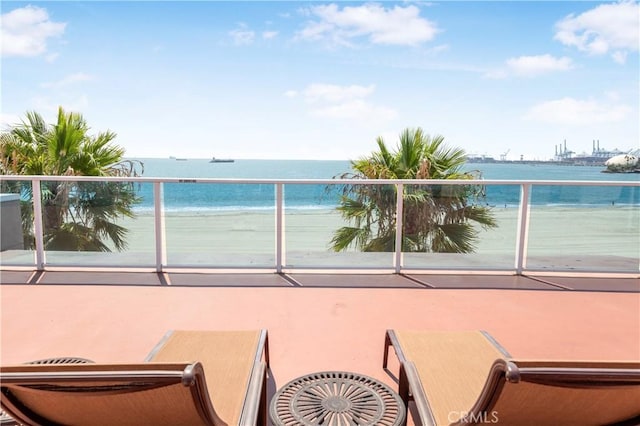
<box><xmin>467</xmin><ymin>140</ymin><xmax>632</xmax><ymax>166</ymax></box>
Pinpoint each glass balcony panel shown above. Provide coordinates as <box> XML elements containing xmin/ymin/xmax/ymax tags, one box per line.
<box><xmin>163</xmin><ymin>182</ymin><xmax>275</xmax><ymax>267</ymax></box>
<box><xmin>39</xmin><ymin>180</ymin><xmax>155</xmax><ymax>267</ymax></box>
<box><xmin>401</xmin><ymin>183</ymin><xmax>518</xmax><ymax>270</ymax></box>
<box><xmin>0</xmin><ymin>179</ymin><xmax>35</xmax><ymax>266</ymax></box>
<box><xmin>526</xmin><ymin>184</ymin><xmax>640</xmax><ymax>273</ymax></box>
<box><xmin>284</xmin><ymin>183</ymin><xmax>395</xmax><ymax>269</ymax></box>
<box><xmin>2</xmin><ymin>176</ymin><xmax>637</xmax><ymax>275</ymax></box>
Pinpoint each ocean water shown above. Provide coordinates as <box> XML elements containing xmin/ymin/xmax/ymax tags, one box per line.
<box><xmin>129</xmin><ymin>158</ymin><xmax>640</xmax><ymax>212</ymax></box>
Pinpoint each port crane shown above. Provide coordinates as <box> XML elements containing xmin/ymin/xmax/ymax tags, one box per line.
<box><xmin>500</xmin><ymin>149</ymin><xmax>510</xmax><ymax>161</ymax></box>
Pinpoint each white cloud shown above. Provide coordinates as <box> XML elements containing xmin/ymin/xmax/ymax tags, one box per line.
<box><xmin>45</xmin><ymin>52</ymin><xmax>60</xmax><ymax>63</ymax></box>
<box><xmin>288</xmin><ymin>83</ymin><xmax>397</xmax><ymax>123</ymax></box>
<box><xmin>0</xmin><ymin>113</ymin><xmax>22</xmax><ymax>130</ymax></box>
<box><xmin>554</xmin><ymin>1</ymin><xmax>639</xmax><ymax>62</ymax></box>
<box><xmin>483</xmin><ymin>69</ymin><xmax>508</xmax><ymax>80</ymax></box>
<box><xmin>524</xmin><ymin>97</ymin><xmax>631</xmax><ymax>125</ymax></box>
<box><xmin>302</xmin><ymin>83</ymin><xmax>375</xmax><ymax>103</ymax></box>
<box><xmin>41</xmin><ymin>72</ymin><xmax>93</xmax><ymax>89</ymax></box>
<box><xmin>31</xmin><ymin>95</ymin><xmax>90</xmax><ymax>116</ymax></box>
<box><xmin>506</xmin><ymin>54</ymin><xmax>574</xmax><ymax>77</ymax></box>
<box><xmin>262</xmin><ymin>30</ymin><xmax>278</xmax><ymax>40</ymax></box>
<box><xmin>298</xmin><ymin>3</ymin><xmax>438</xmax><ymax>47</ymax></box>
<box><xmin>1</xmin><ymin>5</ymin><xmax>66</xmax><ymax>57</ymax></box>
<box><xmin>486</xmin><ymin>54</ymin><xmax>573</xmax><ymax>79</ymax></box>
<box><xmin>229</xmin><ymin>24</ymin><xmax>255</xmax><ymax>45</ymax></box>
<box><xmin>230</xmin><ymin>25</ymin><xmax>277</xmax><ymax>44</ymax></box>
<box><xmin>428</xmin><ymin>44</ymin><xmax>449</xmax><ymax>54</ymax></box>
<box><xmin>604</xmin><ymin>91</ymin><xmax>622</xmax><ymax>102</ymax></box>
<box><xmin>63</xmin><ymin>95</ymin><xmax>90</xmax><ymax>112</ymax></box>
<box><xmin>611</xmin><ymin>50</ymin><xmax>628</xmax><ymax>64</ymax></box>
<box><xmin>311</xmin><ymin>99</ymin><xmax>398</xmax><ymax>121</ymax></box>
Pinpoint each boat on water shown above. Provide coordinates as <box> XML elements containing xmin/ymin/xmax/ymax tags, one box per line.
<box><xmin>210</xmin><ymin>157</ymin><xmax>234</xmax><ymax>163</ymax></box>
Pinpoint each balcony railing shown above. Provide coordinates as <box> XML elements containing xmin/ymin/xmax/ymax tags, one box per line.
<box><xmin>1</xmin><ymin>175</ymin><xmax>638</xmax><ymax>276</ymax></box>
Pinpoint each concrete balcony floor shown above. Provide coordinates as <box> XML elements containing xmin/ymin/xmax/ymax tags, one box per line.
<box><xmin>1</xmin><ymin>271</ymin><xmax>639</xmax><ymax>425</ymax></box>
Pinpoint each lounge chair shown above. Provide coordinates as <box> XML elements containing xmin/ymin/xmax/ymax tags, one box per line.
<box><xmin>0</xmin><ymin>329</ymin><xmax>270</xmax><ymax>426</ymax></box>
<box><xmin>383</xmin><ymin>330</ymin><xmax>640</xmax><ymax>426</ymax></box>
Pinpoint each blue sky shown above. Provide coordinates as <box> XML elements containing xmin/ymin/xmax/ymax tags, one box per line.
<box><xmin>2</xmin><ymin>1</ymin><xmax>638</xmax><ymax>160</ymax></box>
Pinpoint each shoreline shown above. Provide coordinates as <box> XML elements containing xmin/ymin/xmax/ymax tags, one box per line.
<box><xmin>112</xmin><ymin>206</ymin><xmax>639</xmax><ymax>257</ymax></box>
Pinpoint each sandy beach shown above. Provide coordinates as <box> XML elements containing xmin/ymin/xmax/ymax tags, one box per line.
<box><xmin>95</xmin><ymin>206</ymin><xmax>639</xmax><ymax>271</ymax></box>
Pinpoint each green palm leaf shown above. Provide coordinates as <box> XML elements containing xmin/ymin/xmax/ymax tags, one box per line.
<box><xmin>331</xmin><ymin>127</ymin><xmax>497</xmax><ymax>253</ymax></box>
<box><xmin>1</xmin><ymin>107</ymin><xmax>143</xmax><ymax>252</ymax></box>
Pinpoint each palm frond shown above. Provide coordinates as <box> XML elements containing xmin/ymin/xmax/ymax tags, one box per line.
<box><xmin>331</xmin><ymin>126</ymin><xmax>497</xmax><ymax>253</ymax></box>
<box><xmin>2</xmin><ymin>107</ymin><xmax>143</xmax><ymax>252</ymax></box>
<box><xmin>430</xmin><ymin>223</ymin><xmax>477</xmax><ymax>253</ymax></box>
<box><xmin>330</xmin><ymin>226</ymin><xmax>369</xmax><ymax>252</ymax></box>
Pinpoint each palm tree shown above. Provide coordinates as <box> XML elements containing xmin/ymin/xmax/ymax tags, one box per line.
<box><xmin>0</xmin><ymin>107</ymin><xmax>142</xmax><ymax>251</ymax></box>
<box><xmin>331</xmin><ymin>127</ymin><xmax>497</xmax><ymax>253</ymax></box>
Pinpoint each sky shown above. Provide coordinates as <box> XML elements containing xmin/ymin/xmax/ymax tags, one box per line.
<box><xmin>1</xmin><ymin>1</ymin><xmax>639</xmax><ymax>161</ymax></box>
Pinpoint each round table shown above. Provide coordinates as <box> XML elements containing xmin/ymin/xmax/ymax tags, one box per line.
<box><xmin>270</xmin><ymin>371</ymin><xmax>406</xmax><ymax>426</ymax></box>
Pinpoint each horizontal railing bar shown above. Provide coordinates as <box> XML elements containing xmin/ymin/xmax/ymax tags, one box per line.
<box><xmin>1</xmin><ymin>175</ymin><xmax>637</xmax><ymax>278</ymax></box>
<box><xmin>1</xmin><ymin>265</ymin><xmax>635</xmax><ymax>278</ymax></box>
<box><xmin>1</xmin><ymin>175</ymin><xmax>638</xmax><ymax>187</ymax></box>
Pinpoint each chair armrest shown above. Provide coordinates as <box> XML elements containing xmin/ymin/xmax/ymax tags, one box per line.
<box><xmin>239</xmin><ymin>360</ymin><xmax>267</xmax><ymax>426</ymax></box>
<box><xmin>401</xmin><ymin>361</ymin><xmax>436</xmax><ymax>426</ymax></box>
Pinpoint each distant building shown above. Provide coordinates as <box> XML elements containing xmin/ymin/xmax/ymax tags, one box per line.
<box><xmin>555</xmin><ymin>140</ymin><xmax>626</xmax><ymax>166</ymax></box>
<box><xmin>465</xmin><ymin>154</ymin><xmax>497</xmax><ymax>163</ymax></box>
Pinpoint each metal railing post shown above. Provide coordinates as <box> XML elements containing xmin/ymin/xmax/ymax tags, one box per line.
<box><xmin>31</xmin><ymin>179</ymin><xmax>46</xmax><ymax>271</ymax></box>
<box><xmin>275</xmin><ymin>183</ymin><xmax>284</xmax><ymax>273</ymax></box>
<box><xmin>515</xmin><ymin>183</ymin><xmax>531</xmax><ymax>274</ymax></box>
<box><xmin>153</xmin><ymin>182</ymin><xmax>166</xmax><ymax>272</ymax></box>
<box><xmin>0</xmin><ymin>175</ymin><xmax>636</xmax><ymax>276</ymax></box>
<box><xmin>394</xmin><ymin>183</ymin><xmax>404</xmax><ymax>274</ymax></box>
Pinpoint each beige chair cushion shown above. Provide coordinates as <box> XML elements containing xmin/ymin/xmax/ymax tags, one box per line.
<box><xmin>148</xmin><ymin>330</ymin><xmax>262</xmax><ymax>425</ymax></box>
